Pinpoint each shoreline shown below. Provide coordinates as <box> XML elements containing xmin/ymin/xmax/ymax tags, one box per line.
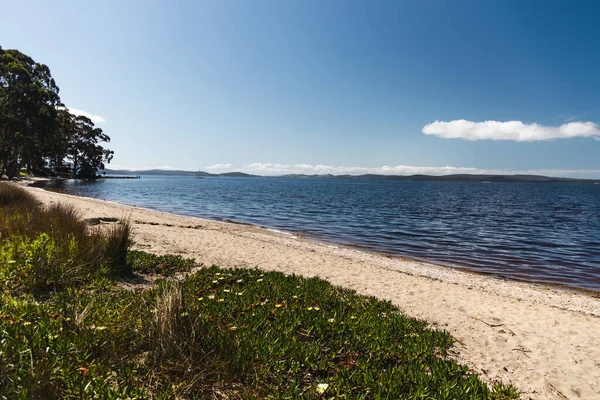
<box><xmin>26</xmin><ymin>177</ymin><xmax>600</xmax><ymax>296</ymax></box>
<box><xmin>19</xmin><ymin>183</ymin><xmax>600</xmax><ymax>399</ymax></box>
<box><xmin>22</xmin><ymin>180</ymin><xmax>600</xmax><ymax>309</ymax></box>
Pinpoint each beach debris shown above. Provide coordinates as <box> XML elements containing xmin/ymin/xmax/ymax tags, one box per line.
<box><xmin>511</xmin><ymin>347</ymin><xmax>532</xmax><ymax>358</ymax></box>
<box><xmin>547</xmin><ymin>382</ymin><xmax>569</xmax><ymax>399</ymax></box>
<box><xmin>86</xmin><ymin>217</ymin><xmax>119</xmax><ymax>226</ymax></box>
<box><xmin>472</xmin><ymin>316</ymin><xmax>515</xmax><ymax>336</ymax></box>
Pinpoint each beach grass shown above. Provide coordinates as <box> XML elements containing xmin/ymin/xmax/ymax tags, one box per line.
<box><xmin>0</xmin><ymin>182</ymin><xmax>519</xmax><ymax>399</ymax></box>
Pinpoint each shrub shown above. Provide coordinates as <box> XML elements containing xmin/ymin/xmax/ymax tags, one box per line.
<box><xmin>0</xmin><ymin>182</ymin><xmax>38</xmax><ymax>209</ymax></box>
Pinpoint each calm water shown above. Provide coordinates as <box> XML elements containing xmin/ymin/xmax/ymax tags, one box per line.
<box><xmin>41</xmin><ymin>176</ymin><xmax>600</xmax><ymax>292</ymax></box>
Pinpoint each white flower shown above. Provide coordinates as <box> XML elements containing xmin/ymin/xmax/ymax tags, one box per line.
<box><xmin>316</xmin><ymin>383</ymin><xmax>329</xmax><ymax>393</ymax></box>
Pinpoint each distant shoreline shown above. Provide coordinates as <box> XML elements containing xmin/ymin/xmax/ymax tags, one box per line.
<box><xmin>103</xmin><ymin>168</ymin><xmax>600</xmax><ymax>183</ymax></box>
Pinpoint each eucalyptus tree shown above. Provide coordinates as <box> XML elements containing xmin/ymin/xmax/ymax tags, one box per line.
<box><xmin>0</xmin><ymin>47</ymin><xmax>61</xmax><ymax>179</ymax></box>
<box><xmin>62</xmin><ymin>112</ymin><xmax>114</xmax><ymax>179</ymax></box>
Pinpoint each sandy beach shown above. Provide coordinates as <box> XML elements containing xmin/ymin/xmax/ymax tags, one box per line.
<box><xmin>22</xmin><ymin>184</ymin><xmax>600</xmax><ymax>399</ymax></box>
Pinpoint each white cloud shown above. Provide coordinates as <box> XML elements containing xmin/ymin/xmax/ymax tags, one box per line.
<box><xmin>205</xmin><ymin>163</ymin><xmax>233</xmax><ymax>170</ymax></box>
<box><xmin>422</xmin><ymin>119</ymin><xmax>600</xmax><ymax>141</ymax></box>
<box><xmin>241</xmin><ymin>163</ymin><xmax>480</xmax><ymax>176</ymax></box>
<box><xmin>67</xmin><ymin>107</ymin><xmax>106</xmax><ymax>124</ymax></box>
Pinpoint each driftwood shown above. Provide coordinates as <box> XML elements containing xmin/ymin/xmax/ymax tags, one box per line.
<box><xmin>472</xmin><ymin>316</ymin><xmax>516</xmax><ymax>336</ymax></box>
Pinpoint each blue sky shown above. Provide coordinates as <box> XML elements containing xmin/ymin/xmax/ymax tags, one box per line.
<box><xmin>2</xmin><ymin>1</ymin><xmax>599</xmax><ymax>177</ymax></box>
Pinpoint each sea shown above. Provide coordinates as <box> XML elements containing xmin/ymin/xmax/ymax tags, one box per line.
<box><xmin>38</xmin><ymin>176</ymin><xmax>600</xmax><ymax>293</ymax></box>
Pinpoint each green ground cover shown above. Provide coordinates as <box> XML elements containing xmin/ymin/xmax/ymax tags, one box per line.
<box><xmin>0</xmin><ymin>182</ymin><xmax>518</xmax><ymax>399</ymax></box>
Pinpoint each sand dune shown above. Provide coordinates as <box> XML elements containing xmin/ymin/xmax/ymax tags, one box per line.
<box><xmin>24</xmin><ymin>185</ymin><xmax>600</xmax><ymax>399</ymax></box>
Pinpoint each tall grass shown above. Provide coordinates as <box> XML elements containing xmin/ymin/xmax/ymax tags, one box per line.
<box><xmin>0</xmin><ymin>182</ymin><xmax>132</xmax><ymax>296</ymax></box>
<box><xmin>0</xmin><ymin>182</ymin><xmax>39</xmax><ymax>209</ymax></box>
<box><xmin>152</xmin><ymin>280</ymin><xmax>185</xmax><ymax>359</ymax></box>
<box><xmin>103</xmin><ymin>219</ymin><xmax>133</xmax><ymax>277</ymax></box>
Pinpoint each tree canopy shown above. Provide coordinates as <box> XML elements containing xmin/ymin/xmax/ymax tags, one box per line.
<box><xmin>0</xmin><ymin>47</ymin><xmax>113</xmax><ymax>179</ymax></box>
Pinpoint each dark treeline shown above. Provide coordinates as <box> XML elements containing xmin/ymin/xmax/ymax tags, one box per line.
<box><xmin>0</xmin><ymin>47</ymin><xmax>113</xmax><ymax>179</ymax></box>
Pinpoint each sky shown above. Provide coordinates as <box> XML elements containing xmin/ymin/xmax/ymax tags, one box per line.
<box><xmin>1</xmin><ymin>1</ymin><xmax>600</xmax><ymax>177</ymax></box>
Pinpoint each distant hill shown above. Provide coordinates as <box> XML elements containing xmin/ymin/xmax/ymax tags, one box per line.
<box><xmin>102</xmin><ymin>169</ymin><xmax>257</xmax><ymax>178</ymax></box>
<box><xmin>217</xmin><ymin>172</ymin><xmax>258</xmax><ymax>177</ymax></box>
<box><xmin>103</xmin><ymin>169</ymin><xmax>199</xmax><ymax>176</ymax></box>
<box><xmin>102</xmin><ymin>169</ymin><xmax>600</xmax><ymax>183</ymax></box>
<box><xmin>280</xmin><ymin>173</ymin><xmax>600</xmax><ymax>183</ymax></box>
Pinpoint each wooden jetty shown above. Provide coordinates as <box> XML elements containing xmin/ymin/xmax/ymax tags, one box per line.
<box><xmin>97</xmin><ymin>175</ymin><xmax>140</xmax><ymax>179</ymax></box>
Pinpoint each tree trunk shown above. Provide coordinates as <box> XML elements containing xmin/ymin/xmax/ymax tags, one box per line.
<box><xmin>0</xmin><ymin>153</ymin><xmax>6</xmax><ymax>178</ymax></box>
<box><xmin>6</xmin><ymin>161</ymin><xmax>18</xmax><ymax>180</ymax></box>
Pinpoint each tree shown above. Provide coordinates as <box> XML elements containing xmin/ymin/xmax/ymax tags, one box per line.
<box><xmin>1</xmin><ymin>47</ymin><xmax>113</xmax><ymax>179</ymax></box>
<box><xmin>63</xmin><ymin>113</ymin><xmax>113</xmax><ymax>179</ymax></box>
<box><xmin>0</xmin><ymin>47</ymin><xmax>61</xmax><ymax>179</ymax></box>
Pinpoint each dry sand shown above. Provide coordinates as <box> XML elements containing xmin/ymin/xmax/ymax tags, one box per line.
<box><xmin>22</xmin><ymin>184</ymin><xmax>600</xmax><ymax>399</ymax></box>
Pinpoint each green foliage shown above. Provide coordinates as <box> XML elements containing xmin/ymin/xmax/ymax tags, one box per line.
<box><xmin>0</xmin><ymin>289</ymin><xmax>151</xmax><ymax>398</ymax></box>
<box><xmin>156</xmin><ymin>268</ymin><xmax>519</xmax><ymax>399</ymax></box>
<box><xmin>127</xmin><ymin>250</ymin><xmax>196</xmax><ymax>276</ymax></box>
<box><xmin>0</xmin><ymin>261</ymin><xmax>519</xmax><ymax>399</ymax></box>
